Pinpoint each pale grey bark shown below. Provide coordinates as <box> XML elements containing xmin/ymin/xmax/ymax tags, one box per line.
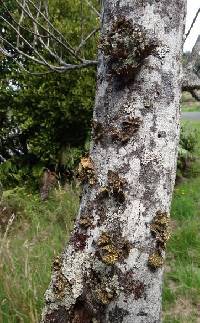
<box><xmin>42</xmin><ymin>1</ymin><xmax>186</xmax><ymax>322</ymax></box>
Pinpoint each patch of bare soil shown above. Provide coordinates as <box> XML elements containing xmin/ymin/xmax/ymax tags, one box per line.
<box><xmin>164</xmin><ymin>298</ymin><xmax>200</xmax><ymax>322</ymax></box>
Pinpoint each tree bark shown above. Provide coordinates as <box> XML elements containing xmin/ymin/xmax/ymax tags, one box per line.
<box><xmin>42</xmin><ymin>1</ymin><xmax>186</xmax><ymax>322</ymax></box>
<box><xmin>182</xmin><ymin>34</ymin><xmax>200</xmax><ymax>91</ymax></box>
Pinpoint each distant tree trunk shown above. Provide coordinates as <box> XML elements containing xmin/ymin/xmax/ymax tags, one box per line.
<box><xmin>42</xmin><ymin>1</ymin><xmax>186</xmax><ymax>322</ymax></box>
<box><xmin>183</xmin><ymin>35</ymin><xmax>200</xmax><ymax>97</ymax></box>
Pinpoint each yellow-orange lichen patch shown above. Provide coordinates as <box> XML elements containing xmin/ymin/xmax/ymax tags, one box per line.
<box><xmin>150</xmin><ymin>211</ymin><xmax>170</xmax><ymax>248</ymax></box>
<box><xmin>78</xmin><ymin>156</ymin><xmax>96</xmax><ymax>185</ymax></box>
<box><xmin>95</xmin><ymin>287</ymin><xmax>115</xmax><ymax>304</ymax></box>
<box><xmin>101</xmin><ymin>245</ymin><xmax>120</xmax><ymax>265</ymax></box>
<box><xmin>148</xmin><ymin>251</ymin><xmax>164</xmax><ymax>269</ymax></box>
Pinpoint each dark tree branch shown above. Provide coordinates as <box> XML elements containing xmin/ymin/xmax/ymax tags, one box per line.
<box><xmin>189</xmin><ymin>89</ymin><xmax>200</xmax><ymax>101</ymax></box>
<box><xmin>0</xmin><ymin>44</ymin><xmax>13</xmax><ymax>57</ymax></box>
<box><xmin>16</xmin><ymin>0</ymin><xmax>25</xmax><ymax>47</ymax></box>
<box><xmin>184</xmin><ymin>8</ymin><xmax>200</xmax><ymax>43</ymax></box>
<box><xmin>85</xmin><ymin>0</ymin><xmax>101</xmax><ymax>17</ymax></box>
<box><xmin>75</xmin><ymin>27</ymin><xmax>100</xmax><ymax>54</ymax></box>
<box><xmin>182</xmin><ymin>73</ymin><xmax>200</xmax><ymax>91</ymax></box>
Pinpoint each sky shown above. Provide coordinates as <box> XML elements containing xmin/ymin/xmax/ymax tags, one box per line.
<box><xmin>184</xmin><ymin>1</ymin><xmax>200</xmax><ymax>52</ymax></box>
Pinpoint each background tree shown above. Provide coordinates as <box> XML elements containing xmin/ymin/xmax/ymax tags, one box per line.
<box><xmin>0</xmin><ymin>0</ymin><xmax>98</xmax><ymax>187</ymax></box>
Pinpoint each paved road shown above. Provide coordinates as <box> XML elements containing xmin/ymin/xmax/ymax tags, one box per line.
<box><xmin>182</xmin><ymin>112</ymin><xmax>200</xmax><ymax>120</ymax></box>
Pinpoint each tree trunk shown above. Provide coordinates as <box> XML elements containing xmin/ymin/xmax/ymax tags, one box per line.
<box><xmin>182</xmin><ymin>35</ymin><xmax>200</xmax><ymax>92</ymax></box>
<box><xmin>42</xmin><ymin>1</ymin><xmax>186</xmax><ymax>322</ymax></box>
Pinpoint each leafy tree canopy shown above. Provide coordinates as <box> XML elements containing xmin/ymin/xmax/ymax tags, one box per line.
<box><xmin>0</xmin><ymin>0</ymin><xmax>99</xmax><ymax>187</ymax></box>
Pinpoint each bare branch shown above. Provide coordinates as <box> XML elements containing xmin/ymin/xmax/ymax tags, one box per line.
<box><xmin>189</xmin><ymin>89</ymin><xmax>200</xmax><ymax>101</ymax></box>
<box><xmin>0</xmin><ymin>34</ymin><xmax>53</xmax><ymax>68</ymax></box>
<box><xmin>16</xmin><ymin>60</ymin><xmax>55</xmax><ymax>75</ymax></box>
<box><xmin>184</xmin><ymin>8</ymin><xmax>200</xmax><ymax>43</ymax></box>
<box><xmin>182</xmin><ymin>70</ymin><xmax>200</xmax><ymax>91</ymax></box>
<box><xmin>25</xmin><ymin>0</ymin><xmax>77</xmax><ymax>53</ymax></box>
<box><xmin>32</xmin><ymin>0</ymin><xmax>41</xmax><ymax>49</ymax></box>
<box><xmin>43</xmin><ymin>0</ymin><xmax>50</xmax><ymax>47</ymax></box>
<box><xmin>0</xmin><ymin>15</ymin><xmax>55</xmax><ymax>69</ymax></box>
<box><xmin>0</xmin><ymin>0</ymin><xmax>50</xmax><ymax>38</ymax></box>
<box><xmin>15</xmin><ymin>0</ymin><xmax>83</xmax><ymax>62</ymax></box>
<box><xmin>0</xmin><ymin>0</ymin><xmax>99</xmax><ymax>73</ymax></box>
<box><xmin>17</xmin><ymin>0</ymin><xmax>25</xmax><ymax>47</ymax></box>
<box><xmin>84</xmin><ymin>0</ymin><xmax>101</xmax><ymax>17</ymax></box>
<box><xmin>0</xmin><ymin>44</ymin><xmax>13</xmax><ymax>57</ymax></box>
<box><xmin>0</xmin><ymin>34</ymin><xmax>97</xmax><ymax>72</ymax></box>
<box><xmin>75</xmin><ymin>27</ymin><xmax>100</xmax><ymax>54</ymax></box>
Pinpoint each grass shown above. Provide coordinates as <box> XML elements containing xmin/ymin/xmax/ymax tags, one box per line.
<box><xmin>0</xmin><ymin>186</ymin><xmax>79</xmax><ymax>323</ymax></box>
<box><xmin>0</xmin><ymin>121</ymin><xmax>200</xmax><ymax>322</ymax></box>
<box><xmin>163</xmin><ymin>120</ymin><xmax>200</xmax><ymax>323</ymax></box>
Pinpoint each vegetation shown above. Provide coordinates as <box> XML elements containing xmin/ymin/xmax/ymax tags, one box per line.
<box><xmin>163</xmin><ymin>120</ymin><xmax>200</xmax><ymax>323</ymax></box>
<box><xmin>0</xmin><ymin>121</ymin><xmax>199</xmax><ymax>322</ymax></box>
<box><xmin>0</xmin><ymin>186</ymin><xmax>79</xmax><ymax>323</ymax></box>
<box><xmin>177</xmin><ymin>121</ymin><xmax>199</xmax><ymax>180</ymax></box>
<box><xmin>0</xmin><ymin>0</ymin><xmax>98</xmax><ymax>188</ymax></box>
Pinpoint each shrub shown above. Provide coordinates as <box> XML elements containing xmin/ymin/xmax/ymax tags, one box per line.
<box><xmin>177</xmin><ymin>124</ymin><xmax>199</xmax><ymax>178</ymax></box>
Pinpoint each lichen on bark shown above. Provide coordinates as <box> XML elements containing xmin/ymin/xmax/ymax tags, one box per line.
<box><xmin>100</xmin><ymin>16</ymin><xmax>159</xmax><ymax>77</ymax></box>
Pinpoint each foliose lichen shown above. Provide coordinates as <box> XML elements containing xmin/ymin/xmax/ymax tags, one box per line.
<box><xmin>79</xmin><ymin>216</ymin><xmax>93</xmax><ymax>229</ymax></box>
<box><xmin>107</xmin><ymin>170</ymin><xmax>126</xmax><ymax>203</ymax></box>
<box><xmin>92</xmin><ymin>114</ymin><xmax>142</xmax><ymax>147</ymax></box>
<box><xmin>148</xmin><ymin>251</ymin><xmax>164</xmax><ymax>270</ymax></box>
<box><xmin>108</xmin><ymin>306</ymin><xmax>129</xmax><ymax>323</ymax></box>
<box><xmin>72</xmin><ymin>231</ymin><xmax>88</xmax><ymax>251</ymax></box>
<box><xmin>110</xmin><ymin>116</ymin><xmax>142</xmax><ymax>144</ymax></box>
<box><xmin>118</xmin><ymin>270</ymin><xmax>145</xmax><ymax>300</ymax></box>
<box><xmin>52</xmin><ymin>255</ymin><xmax>62</xmax><ymax>272</ymax></box>
<box><xmin>43</xmin><ymin>307</ymin><xmax>70</xmax><ymax>323</ymax></box>
<box><xmin>95</xmin><ymin>287</ymin><xmax>115</xmax><ymax>305</ymax></box>
<box><xmin>50</xmin><ymin>256</ymin><xmax>72</xmax><ymax>300</ymax></box>
<box><xmin>92</xmin><ymin>120</ymin><xmax>104</xmax><ymax>144</ymax></box>
<box><xmin>78</xmin><ymin>156</ymin><xmax>96</xmax><ymax>185</ymax></box>
<box><xmin>96</xmin><ymin>232</ymin><xmax>130</xmax><ymax>265</ymax></box>
<box><xmin>100</xmin><ymin>16</ymin><xmax>159</xmax><ymax>77</ymax></box>
<box><xmin>97</xmin><ymin>232</ymin><xmax>110</xmax><ymax>247</ymax></box>
<box><xmin>101</xmin><ymin>245</ymin><xmax>120</xmax><ymax>265</ymax></box>
<box><xmin>150</xmin><ymin>210</ymin><xmax>170</xmax><ymax>249</ymax></box>
<box><xmin>52</xmin><ymin>271</ymin><xmax>71</xmax><ymax>299</ymax></box>
<box><xmin>94</xmin><ymin>274</ymin><xmax>120</xmax><ymax>305</ymax></box>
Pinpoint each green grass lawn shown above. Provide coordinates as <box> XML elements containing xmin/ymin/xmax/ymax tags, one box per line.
<box><xmin>0</xmin><ymin>121</ymin><xmax>200</xmax><ymax>323</ymax></box>
<box><xmin>163</xmin><ymin>175</ymin><xmax>200</xmax><ymax>322</ymax></box>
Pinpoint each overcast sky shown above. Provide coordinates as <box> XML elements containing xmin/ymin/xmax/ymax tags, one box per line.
<box><xmin>184</xmin><ymin>1</ymin><xmax>200</xmax><ymax>52</ymax></box>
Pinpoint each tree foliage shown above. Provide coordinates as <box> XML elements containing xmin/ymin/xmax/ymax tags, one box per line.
<box><xmin>0</xmin><ymin>0</ymin><xmax>98</xmax><ymax>187</ymax></box>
